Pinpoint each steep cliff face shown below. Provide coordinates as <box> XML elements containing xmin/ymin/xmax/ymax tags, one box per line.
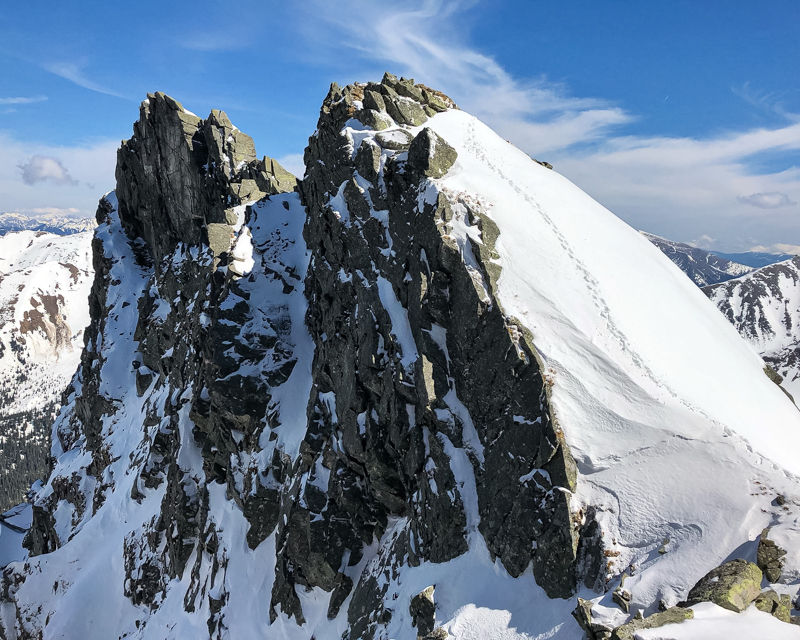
<box><xmin>291</xmin><ymin>74</ymin><xmax>579</xmax><ymax>634</ymax></box>
<box><xmin>0</xmin><ymin>82</ymin><xmax>582</xmax><ymax>640</ymax></box>
<box><xmin>4</xmin><ymin>78</ymin><xmax>800</xmax><ymax>640</ymax></box>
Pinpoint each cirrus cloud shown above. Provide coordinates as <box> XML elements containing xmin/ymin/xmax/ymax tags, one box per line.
<box><xmin>0</xmin><ymin>96</ymin><xmax>47</xmax><ymax>105</ymax></box>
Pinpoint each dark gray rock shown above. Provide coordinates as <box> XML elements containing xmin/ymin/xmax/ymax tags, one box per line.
<box><xmin>410</xmin><ymin>586</ymin><xmax>436</xmax><ymax>637</ymax></box>
<box><xmin>757</xmin><ymin>528</ymin><xmax>787</xmax><ymax>583</ymax></box>
<box><xmin>408</xmin><ymin>128</ymin><xmax>458</xmax><ymax>179</ymax></box>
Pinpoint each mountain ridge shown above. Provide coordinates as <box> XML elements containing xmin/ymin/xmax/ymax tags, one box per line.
<box><xmin>2</xmin><ymin>79</ymin><xmax>800</xmax><ymax>639</ymax></box>
<box><xmin>704</xmin><ymin>256</ymin><xmax>800</xmax><ymax>399</ymax></box>
<box><xmin>641</xmin><ymin>231</ymin><xmax>752</xmax><ymax>286</ymax></box>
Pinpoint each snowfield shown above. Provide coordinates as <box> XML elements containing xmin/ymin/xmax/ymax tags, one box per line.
<box><xmin>424</xmin><ymin>110</ymin><xmax>800</xmax><ymax>633</ymax></box>
<box><xmin>0</xmin><ymin>229</ymin><xmax>93</xmax><ymax>414</ymax></box>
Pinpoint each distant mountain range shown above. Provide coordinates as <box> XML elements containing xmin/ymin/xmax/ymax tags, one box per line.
<box><xmin>642</xmin><ymin>230</ymin><xmax>800</xmax><ymax>404</ymax></box>
<box><xmin>0</xmin><ymin>212</ymin><xmax>96</xmax><ymax>237</ymax></box>
<box><xmin>710</xmin><ymin>251</ymin><xmax>795</xmax><ymax>269</ymax></box>
<box><xmin>705</xmin><ymin>256</ymin><xmax>800</xmax><ymax>400</ymax></box>
<box><xmin>641</xmin><ymin>232</ymin><xmax>752</xmax><ymax>286</ymax></box>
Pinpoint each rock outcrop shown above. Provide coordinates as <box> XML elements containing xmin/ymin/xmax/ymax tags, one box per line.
<box><xmin>684</xmin><ymin>559</ymin><xmax>763</xmax><ymax>612</ymax></box>
<box><xmin>298</xmin><ymin>75</ymin><xmax>580</xmax><ymax>636</ymax></box>
<box><xmin>610</xmin><ymin>608</ymin><xmax>693</xmax><ymax>640</ymax></box>
<box><xmin>1</xmin><ymin>78</ymin><xmax>583</xmax><ymax>639</ymax></box>
<box><xmin>6</xmin><ymin>72</ymin><xmax>799</xmax><ymax>640</ymax></box>
<box><xmin>757</xmin><ymin>528</ymin><xmax>788</xmax><ymax>583</ymax></box>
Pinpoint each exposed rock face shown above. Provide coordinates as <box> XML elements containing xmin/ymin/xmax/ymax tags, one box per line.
<box><xmin>116</xmin><ymin>92</ymin><xmax>295</xmax><ymax>263</ymax></box>
<box><xmin>296</xmin><ymin>75</ymin><xmax>580</xmax><ymax>635</ymax></box>
<box><xmin>684</xmin><ymin>559</ymin><xmax>763</xmax><ymax>612</ymax></box>
<box><xmin>1</xmin><ymin>77</ymin><xmax>579</xmax><ymax>639</ymax></box>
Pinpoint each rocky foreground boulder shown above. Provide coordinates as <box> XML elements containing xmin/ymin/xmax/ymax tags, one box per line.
<box><xmin>2</xmin><ymin>75</ymin><xmax>800</xmax><ymax>639</ymax></box>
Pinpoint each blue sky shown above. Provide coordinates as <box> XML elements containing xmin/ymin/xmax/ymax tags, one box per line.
<box><xmin>1</xmin><ymin>0</ymin><xmax>799</xmax><ymax>252</ymax></box>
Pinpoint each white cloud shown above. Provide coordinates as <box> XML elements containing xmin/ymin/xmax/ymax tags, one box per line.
<box><xmin>0</xmin><ymin>96</ymin><xmax>47</xmax><ymax>105</ymax></box>
<box><xmin>688</xmin><ymin>235</ymin><xmax>717</xmax><ymax>249</ymax></box>
<box><xmin>304</xmin><ymin>0</ymin><xmax>631</xmax><ymax>153</ymax></box>
<box><xmin>0</xmin><ymin>133</ymin><xmax>117</xmax><ymax>217</ymax></box>
<box><xmin>296</xmin><ymin>0</ymin><xmax>800</xmax><ymax>251</ymax></box>
<box><xmin>737</xmin><ymin>192</ymin><xmax>796</xmax><ymax>209</ymax></box>
<box><xmin>44</xmin><ymin>62</ymin><xmax>128</xmax><ymax>99</ymax></box>
<box><xmin>17</xmin><ymin>155</ymin><xmax>78</xmax><ymax>186</ymax></box>
<box><xmin>748</xmin><ymin>243</ymin><xmax>800</xmax><ymax>255</ymax></box>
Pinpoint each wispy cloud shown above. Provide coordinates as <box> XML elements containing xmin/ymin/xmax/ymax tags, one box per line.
<box><xmin>44</xmin><ymin>62</ymin><xmax>128</xmax><ymax>99</ymax></box>
<box><xmin>738</xmin><ymin>192</ymin><xmax>796</xmax><ymax>209</ymax></box>
<box><xmin>0</xmin><ymin>96</ymin><xmax>47</xmax><ymax>105</ymax></box>
<box><xmin>17</xmin><ymin>155</ymin><xmax>78</xmax><ymax>186</ymax></box>
<box><xmin>305</xmin><ymin>0</ymin><xmax>630</xmax><ymax>153</ymax></box>
<box><xmin>297</xmin><ymin>0</ymin><xmax>800</xmax><ymax>251</ymax></box>
<box><xmin>733</xmin><ymin>82</ymin><xmax>800</xmax><ymax>123</ymax></box>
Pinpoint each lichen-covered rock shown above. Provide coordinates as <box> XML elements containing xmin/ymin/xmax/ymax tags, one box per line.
<box><xmin>610</xmin><ymin>607</ymin><xmax>693</xmax><ymax>640</ymax></box>
<box><xmin>685</xmin><ymin>559</ymin><xmax>763</xmax><ymax>612</ymax></box>
<box><xmin>754</xmin><ymin>589</ymin><xmax>792</xmax><ymax>623</ymax></box>
<box><xmin>757</xmin><ymin>528</ymin><xmax>787</xmax><ymax>583</ymax></box>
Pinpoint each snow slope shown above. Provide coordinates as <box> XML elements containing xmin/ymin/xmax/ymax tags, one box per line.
<box><xmin>705</xmin><ymin>257</ymin><xmax>800</xmax><ymax>399</ymax></box>
<box><xmin>0</xmin><ymin>229</ymin><xmax>93</xmax><ymax>414</ymax></box>
<box><xmin>423</xmin><ymin>110</ymin><xmax>800</xmax><ymax>617</ymax></box>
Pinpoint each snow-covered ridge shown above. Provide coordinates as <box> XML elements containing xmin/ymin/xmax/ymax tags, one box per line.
<box><xmin>425</xmin><ymin>110</ymin><xmax>800</xmax><ymax>620</ymax></box>
<box><xmin>4</xmin><ymin>78</ymin><xmax>800</xmax><ymax>640</ymax></box>
<box><xmin>642</xmin><ymin>231</ymin><xmax>752</xmax><ymax>286</ymax></box>
<box><xmin>0</xmin><ymin>211</ymin><xmax>95</xmax><ymax>237</ymax></box>
<box><xmin>0</xmin><ymin>229</ymin><xmax>93</xmax><ymax>415</ymax></box>
<box><xmin>705</xmin><ymin>256</ymin><xmax>800</xmax><ymax>398</ymax></box>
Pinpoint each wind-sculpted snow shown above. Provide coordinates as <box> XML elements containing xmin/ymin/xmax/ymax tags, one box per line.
<box><xmin>4</xmin><ymin>79</ymin><xmax>800</xmax><ymax>640</ymax></box>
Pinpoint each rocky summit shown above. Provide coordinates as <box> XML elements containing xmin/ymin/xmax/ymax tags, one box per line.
<box><xmin>3</xmin><ymin>76</ymin><xmax>800</xmax><ymax>639</ymax></box>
